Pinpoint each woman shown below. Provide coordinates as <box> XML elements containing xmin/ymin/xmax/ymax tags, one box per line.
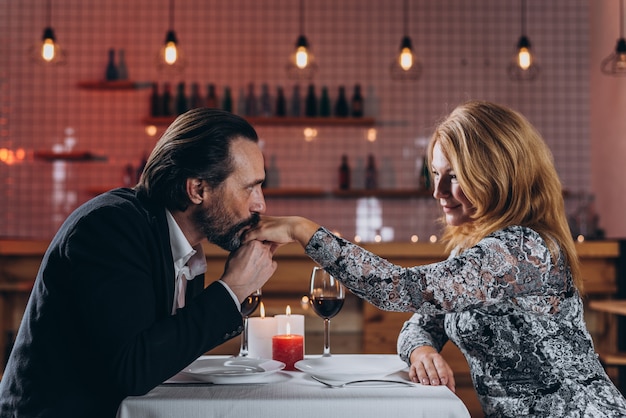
<box><xmin>245</xmin><ymin>101</ymin><xmax>626</xmax><ymax>417</ymax></box>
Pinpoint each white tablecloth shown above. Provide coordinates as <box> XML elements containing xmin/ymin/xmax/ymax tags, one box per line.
<box><xmin>117</xmin><ymin>355</ymin><xmax>471</xmax><ymax>418</ymax></box>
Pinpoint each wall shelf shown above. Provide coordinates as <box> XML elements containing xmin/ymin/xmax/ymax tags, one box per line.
<box><xmin>262</xmin><ymin>188</ymin><xmax>327</xmax><ymax>198</ymax></box>
<box><xmin>142</xmin><ymin>116</ymin><xmax>376</xmax><ymax>127</ymax></box>
<box><xmin>330</xmin><ymin>189</ymin><xmax>431</xmax><ymax>198</ymax></box>
<box><xmin>77</xmin><ymin>80</ymin><xmax>152</xmax><ymax>90</ymax></box>
<box><xmin>34</xmin><ymin>150</ymin><xmax>108</xmax><ymax>162</ymax></box>
<box><xmin>86</xmin><ymin>186</ymin><xmax>429</xmax><ymax>198</ymax></box>
<box><xmin>261</xmin><ymin>188</ymin><xmax>429</xmax><ymax>198</ymax></box>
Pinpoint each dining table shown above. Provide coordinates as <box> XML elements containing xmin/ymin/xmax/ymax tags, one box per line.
<box><xmin>116</xmin><ymin>354</ymin><xmax>471</xmax><ymax>418</ymax></box>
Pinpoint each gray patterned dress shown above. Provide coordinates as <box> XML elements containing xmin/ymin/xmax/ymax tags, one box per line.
<box><xmin>305</xmin><ymin>226</ymin><xmax>626</xmax><ymax>417</ymax></box>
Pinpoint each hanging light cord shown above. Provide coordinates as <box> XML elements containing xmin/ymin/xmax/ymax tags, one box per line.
<box><xmin>521</xmin><ymin>0</ymin><xmax>527</xmax><ymax>37</ymax></box>
<box><xmin>46</xmin><ymin>0</ymin><xmax>52</xmax><ymax>27</ymax></box>
<box><xmin>299</xmin><ymin>0</ymin><xmax>305</xmax><ymax>35</ymax></box>
<box><xmin>403</xmin><ymin>0</ymin><xmax>409</xmax><ymax>37</ymax></box>
<box><xmin>169</xmin><ymin>0</ymin><xmax>175</xmax><ymax>31</ymax></box>
<box><xmin>619</xmin><ymin>0</ymin><xmax>624</xmax><ymax>39</ymax></box>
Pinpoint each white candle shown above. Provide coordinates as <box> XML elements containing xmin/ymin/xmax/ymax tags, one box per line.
<box><xmin>248</xmin><ymin>302</ymin><xmax>277</xmax><ymax>359</ymax></box>
<box><xmin>275</xmin><ymin>305</ymin><xmax>305</xmax><ymax>354</ymax></box>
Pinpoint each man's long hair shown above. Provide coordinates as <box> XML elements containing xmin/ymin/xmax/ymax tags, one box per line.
<box><xmin>136</xmin><ymin>108</ymin><xmax>258</xmax><ymax>211</ymax></box>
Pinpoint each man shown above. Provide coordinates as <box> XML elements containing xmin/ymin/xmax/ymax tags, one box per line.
<box><xmin>0</xmin><ymin>108</ymin><xmax>277</xmax><ymax>417</ymax></box>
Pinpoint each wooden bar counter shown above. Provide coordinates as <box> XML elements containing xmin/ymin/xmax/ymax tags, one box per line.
<box><xmin>0</xmin><ymin>239</ymin><xmax>621</xmax><ymax>416</ymax></box>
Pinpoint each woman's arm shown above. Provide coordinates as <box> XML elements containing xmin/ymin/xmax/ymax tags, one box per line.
<box><xmin>250</xmin><ymin>220</ymin><xmax>565</xmax><ymax>315</ymax></box>
<box><xmin>397</xmin><ymin>313</ymin><xmax>454</xmax><ymax>392</ymax></box>
<box><xmin>305</xmin><ymin>226</ymin><xmax>562</xmax><ymax>314</ymax></box>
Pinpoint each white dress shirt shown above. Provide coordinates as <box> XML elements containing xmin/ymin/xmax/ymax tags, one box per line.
<box><xmin>165</xmin><ymin>210</ymin><xmax>239</xmax><ymax>314</ymax></box>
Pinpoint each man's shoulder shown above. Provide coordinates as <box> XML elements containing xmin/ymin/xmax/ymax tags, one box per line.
<box><xmin>60</xmin><ymin>188</ymin><xmax>164</xmax><ymax>235</ymax></box>
<box><xmin>85</xmin><ymin>188</ymin><xmax>155</xmax><ymax>215</ymax></box>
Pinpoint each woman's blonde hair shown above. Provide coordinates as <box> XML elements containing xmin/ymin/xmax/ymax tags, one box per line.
<box><xmin>428</xmin><ymin>101</ymin><xmax>581</xmax><ymax>290</ymax></box>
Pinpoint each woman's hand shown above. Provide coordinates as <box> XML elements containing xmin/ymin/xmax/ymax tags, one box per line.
<box><xmin>244</xmin><ymin>216</ymin><xmax>319</xmax><ymax>248</ymax></box>
<box><xmin>408</xmin><ymin>346</ymin><xmax>455</xmax><ymax>392</ymax></box>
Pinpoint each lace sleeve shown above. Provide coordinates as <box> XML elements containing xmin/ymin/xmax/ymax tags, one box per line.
<box><xmin>397</xmin><ymin>312</ymin><xmax>448</xmax><ymax>364</ymax></box>
<box><xmin>305</xmin><ymin>226</ymin><xmax>564</xmax><ymax>314</ymax></box>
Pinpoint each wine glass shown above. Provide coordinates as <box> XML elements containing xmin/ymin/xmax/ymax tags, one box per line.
<box><xmin>238</xmin><ymin>288</ymin><xmax>262</xmax><ymax>357</ymax></box>
<box><xmin>309</xmin><ymin>267</ymin><xmax>345</xmax><ymax>357</ymax></box>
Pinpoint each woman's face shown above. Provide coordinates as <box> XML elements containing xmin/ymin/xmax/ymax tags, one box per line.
<box><xmin>431</xmin><ymin>142</ymin><xmax>474</xmax><ymax>226</ymax></box>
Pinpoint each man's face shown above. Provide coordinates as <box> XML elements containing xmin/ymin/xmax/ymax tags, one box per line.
<box><xmin>193</xmin><ymin>138</ymin><xmax>266</xmax><ymax>251</ymax></box>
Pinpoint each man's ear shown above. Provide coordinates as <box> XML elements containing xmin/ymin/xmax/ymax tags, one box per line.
<box><xmin>186</xmin><ymin>178</ymin><xmax>205</xmax><ymax>205</ymax></box>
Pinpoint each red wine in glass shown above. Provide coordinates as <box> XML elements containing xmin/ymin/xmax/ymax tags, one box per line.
<box><xmin>310</xmin><ymin>296</ymin><xmax>344</xmax><ymax>319</ymax></box>
<box><xmin>239</xmin><ymin>289</ymin><xmax>262</xmax><ymax>357</ymax></box>
<box><xmin>310</xmin><ymin>267</ymin><xmax>345</xmax><ymax>357</ymax></box>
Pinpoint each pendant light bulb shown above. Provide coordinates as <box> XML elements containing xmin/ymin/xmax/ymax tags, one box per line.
<box><xmin>601</xmin><ymin>0</ymin><xmax>626</xmax><ymax>77</ymax></box>
<box><xmin>398</xmin><ymin>36</ymin><xmax>415</xmax><ymax>71</ymax></box>
<box><xmin>294</xmin><ymin>36</ymin><xmax>311</xmax><ymax>70</ymax></box>
<box><xmin>295</xmin><ymin>49</ymin><xmax>309</xmax><ymax>69</ymax></box>
<box><xmin>157</xmin><ymin>1</ymin><xmax>185</xmax><ymax>72</ymax></box>
<box><xmin>514</xmin><ymin>36</ymin><xmax>533</xmax><ymax>70</ymax></box>
<box><xmin>507</xmin><ymin>1</ymin><xmax>539</xmax><ymax>82</ymax></box>
<box><xmin>41</xmin><ymin>29</ymin><xmax>57</xmax><ymax>62</ymax></box>
<box><xmin>517</xmin><ymin>47</ymin><xmax>532</xmax><ymax>70</ymax></box>
<box><xmin>391</xmin><ymin>37</ymin><xmax>421</xmax><ymax>80</ymax></box>
<box><xmin>33</xmin><ymin>28</ymin><xmax>65</xmax><ymax>65</ymax></box>
<box><xmin>399</xmin><ymin>49</ymin><xmax>412</xmax><ymax>71</ymax></box>
<box><xmin>163</xmin><ymin>31</ymin><xmax>179</xmax><ymax>66</ymax></box>
<box><xmin>287</xmin><ymin>36</ymin><xmax>317</xmax><ymax>79</ymax></box>
<box><xmin>31</xmin><ymin>0</ymin><xmax>66</xmax><ymax>65</ymax></box>
<box><xmin>287</xmin><ymin>2</ymin><xmax>317</xmax><ymax>80</ymax></box>
<box><xmin>390</xmin><ymin>1</ymin><xmax>421</xmax><ymax>81</ymax></box>
<box><xmin>164</xmin><ymin>43</ymin><xmax>177</xmax><ymax>65</ymax></box>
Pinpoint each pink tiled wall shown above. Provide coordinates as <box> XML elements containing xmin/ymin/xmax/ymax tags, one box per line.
<box><xmin>0</xmin><ymin>0</ymin><xmax>590</xmax><ymax>242</ymax></box>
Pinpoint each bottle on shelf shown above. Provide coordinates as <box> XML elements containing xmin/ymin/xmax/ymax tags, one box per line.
<box><xmin>150</xmin><ymin>82</ymin><xmax>161</xmax><ymax>117</ymax></box>
<box><xmin>175</xmin><ymin>82</ymin><xmax>188</xmax><ymax>115</ymax></box>
<box><xmin>351</xmin><ymin>84</ymin><xmax>364</xmax><ymax>118</ymax></box>
<box><xmin>365</xmin><ymin>154</ymin><xmax>378</xmax><ymax>189</ymax></box>
<box><xmin>338</xmin><ymin>154</ymin><xmax>351</xmax><ymax>190</ymax></box>
<box><xmin>305</xmin><ymin>84</ymin><xmax>318</xmax><ymax>117</ymax></box>
<box><xmin>105</xmin><ymin>48</ymin><xmax>118</xmax><ymax>81</ymax></box>
<box><xmin>245</xmin><ymin>83</ymin><xmax>258</xmax><ymax>117</ymax></box>
<box><xmin>335</xmin><ymin>86</ymin><xmax>349</xmax><ymax>117</ymax></box>
<box><xmin>275</xmin><ymin>86</ymin><xmax>287</xmax><ymax>117</ymax></box>
<box><xmin>290</xmin><ymin>85</ymin><xmax>302</xmax><ymax>117</ymax></box>
<box><xmin>260</xmin><ymin>83</ymin><xmax>273</xmax><ymax>117</ymax></box>
<box><xmin>116</xmin><ymin>49</ymin><xmax>128</xmax><ymax>80</ymax></box>
<box><xmin>206</xmin><ymin>83</ymin><xmax>219</xmax><ymax>109</ymax></box>
<box><xmin>319</xmin><ymin>86</ymin><xmax>331</xmax><ymax>117</ymax></box>
<box><xmin>161</xmin><ymin>82</ymin><xmax>173</xmax><ymax>116</ymax></box>
<box><xmin>190</xmin><ymin>82</ymin><xmax>203</xmax><ymax>109</ymax></box>
<box><xmin>222</xmin><ymin>86</ymin><xmax>233</xmax><ymax>112</ymax></box>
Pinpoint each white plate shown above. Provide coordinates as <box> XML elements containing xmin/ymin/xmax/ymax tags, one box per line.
<box><xmin>180</xmin><ymin>357</ymin><xmax>285</xmax><ymax>384</ymax></box>
<box><xmin>295</xmin><ymin>355</ymin><xmax>407</xmax><ymax>381</ymax></box>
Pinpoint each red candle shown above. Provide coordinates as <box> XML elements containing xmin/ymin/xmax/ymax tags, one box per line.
<box><xmin>272</xmin><ymin>334</ymin><xmax>304</xmax><ymax>371</ymax></box>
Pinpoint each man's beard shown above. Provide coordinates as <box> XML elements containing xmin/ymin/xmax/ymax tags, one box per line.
<box><xmin>193</xmin><ymin>203</ymin><xmax>260</xmax><ymax>252</ymax></box>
